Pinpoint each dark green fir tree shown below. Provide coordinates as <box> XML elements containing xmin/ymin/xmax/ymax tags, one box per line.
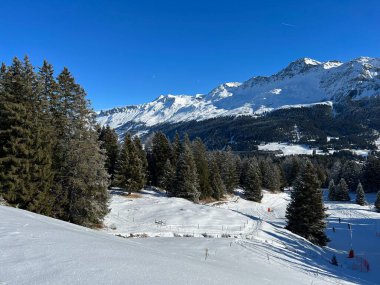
<box><xmin>328</xmin><ymin>179</ymin><xmax>336</xmax><ymax>201</ymax></box>
<box><xmin>286</xmin><ymin>161</ymin><xmax>329</xmax><ymax>246</ymax></box>
<box><xmin>172</xmin><ymin>142</ymin><xmax>200</xmax><ymax>202</ymax></box>
<box><xmin>115</xmin><ymin>134</ymin><xmax>145</xmax><ymax>194</ymax></box>
<box><xmin>98</xmin><ymin>126</ymin><xmax>120</xmax><ymax>185</ymax></box>
<box><xmin>244</xmin><ymin>161</ymin><xmax>262</xmax><ymax>202</ymax></box>
<box><xmin>355</xmin><ymin>182</ymin><xmax>367</xmax><ymax>206</ymax></box>
<box><xmin>336</xmin><ymin>178</ymin><xmax>350</xmax><ymax>201</ymax></box>
<box><xmin>192</xmin><ymin>137</ymin><xmax>212</xmax><ymax>200</ymax></box>
<box><xmin>208</xmin><ymin>155</ymin><xmax>226</xmax><ymax>200</ymax></box>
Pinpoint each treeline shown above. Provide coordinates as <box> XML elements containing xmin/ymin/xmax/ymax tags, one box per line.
<box><xmin>147</xmin><ymin>101</ymin><xmax>380</xmax><ymax>151</ymax></box>
<box><xmin>0</xmin><ymin>57</ymin><xmax>108</xmax><ymax>227</ymax></box>
<box><xmin>2</xmin><ymin>57</ymin><xmax>380</xmax><ymax>230</ymax></box>
<box><xmin>99</xmin><ymin>127</ymin><xmax>380</xmax><ymax>204</ymax></box>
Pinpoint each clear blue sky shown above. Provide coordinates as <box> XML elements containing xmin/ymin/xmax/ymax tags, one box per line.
<box><xmin>1</xmin><ymin>0</ymin><xmax>380</xmax><ymax>110</ymax></box>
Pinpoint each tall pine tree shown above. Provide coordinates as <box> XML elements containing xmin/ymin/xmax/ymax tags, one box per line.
<box><xmin>115</xmin><ymin>134</ymin><xmax>145</xmax><ymax>194</ymax></box>
<box><xmin>355</xmin><ymin>182</ymin><xmax>367</xmax><ymax>206</ymax></box>
<box><xmin>336</xmin><ymin>178</ymin><xmax>350</xmax><ymax>201</ymax></box>
<box><xmin>98</xmin><ymin>126</ymin><xmax>119</xmax><ymax>185</ymax></box>
<box><xmin>53</xmin><ymin>67</ymin><xmax>109</xmax><ymax>226</ymax></box>
<box><xmin>151</xmin><ymin>132</ymin><xmax>172</xmax><ymax>187</ymax></box>
<box><xmin>286</xmin><ymin>161</ymin><xmax>329</xmax><ymax>246</ymax></box>
<box><xmin>208</xmin><ymin>156</ymin><xmax>225</xmax><ymax>200</ymax></box>
<box><xmin>172</xmin><ymin>141</ymin><xmax>200</xmax><ymax>202</ymax></box>
<box><xmin>244</xmin><ymin>160</ymin><xmax>262</xmax><ymax>202</ymax></box>
<box><xmin>192</xmin><ymin>138</ymin><xmax>212</xmax><ymax>200</ymax></box>
<box><xmin>328</xmin><ymin>179</ymin><xmax>336</xmax><ymax>201</ymax></box>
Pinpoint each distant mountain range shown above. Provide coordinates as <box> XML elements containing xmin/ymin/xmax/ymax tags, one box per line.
<box><xmin>97</xmin><ymin>57</ymin><xmax>380</xmax><ymax>151</ymax></box>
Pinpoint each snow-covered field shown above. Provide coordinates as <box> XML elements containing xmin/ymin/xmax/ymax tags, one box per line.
<box><xmin>257</xmin><ymin>142</ymin><xmax>372</xmax><ymax>157</ymax></box>
<box><xmin>1</xmin><ymin>189</ymin><xmax>379</xmax><ymax>284</ymax></box>
<box><xmin>258</xmin><ymin>142</ymin><xmax>322</xmax><ymax>156</ymax></box>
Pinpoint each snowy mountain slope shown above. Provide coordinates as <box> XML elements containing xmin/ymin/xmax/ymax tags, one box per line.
<box><xmin>0</xmin><ymin>203</ymin><xmax>357</xmax><ymax>285</ymax></box>
<box><xmin>102</xmin><ymin>189</ymin><xmax>380</xmax><ymax>284</ymax></box>
<box><xmin>97</xmin><ymin>57</ymin><xmax>380</xmax><ymax>132</ymax></box>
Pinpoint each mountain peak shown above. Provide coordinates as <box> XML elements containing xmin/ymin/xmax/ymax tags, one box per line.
<box><xmin>277</xmin><ymin>58</ymin><xmax>322</xmax><ymax>78</ymax></box>
<box><xmin>97</xmin><ymin>56</ymin><xmax>380</xmax><ymax>133</ymax></box>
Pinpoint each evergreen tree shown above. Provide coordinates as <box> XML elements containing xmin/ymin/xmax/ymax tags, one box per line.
<box><xmin>208</xmin><ymin>156</ymin><xmax>225</xmax><ymax>200</ymax></box>
<box><xmin>362</xmin><ymin>156</ymin><xmax>380</xmax><ymax>192</ymax></box>
<box><xmin>375</xmin><ymin>191</ymin><xmax>380</xmax><ymax>213</ymax></box>
<box><xmin>336</xmin><ymin>178</ymin><xmax>350</xmax><ymax>201</ymax></box>
<box><xmin>192</xmin><ymin>138</ymin><xmax>212</xmax><ymax>200</ymax></box>
<box><xmin>25</xmin><ymin>57</ymin><xmax>55</xmax><ymax>215</ymax></box>
<box><xmin>328</xmin><ymin>179</ymin><xmax>336</xmax><ymax>201</ymax></box>
<box><xmin>98</xmin><ymin>126</ymin><xmax>119</xmax><ymax>185</ymax></box>
<box><xmin>171</xmin><ymin>131</ymin><xmax>182</xmax><ymax>166</ymax></box>
<box><xmin>159</xmin><ymin>159</ymin><xmax>175</xmax><ymax>191</ymax></box>
<box><xmin>151</xmin><ymin>132</ymin><xmax>172</xmax><ymax>187</ymax></box>
<box><xmin>0</xmin><ymin>57</ymin><xmax>54</xmax><ymax>214</ymax></box>
<box><xmin>219</xmin><ymin>147</ymin><xmax>239</xmax><ymax>194</ymax></box>
<box><xmin>286</xmin><ymin>161</ymin><xmax>329</xmax><ymax>246</ymax></box>
<box><xmin>281</xmin><ymin>156</ymin><xmax>301</xmax><ymax>186</ymax></box>
<box><xmin>260</xmin><ymin>157</ymin><xmax>281</xmax><ymax>192</ymax></box>
<box><xmin>133</xmin><ymin>136</ymin><xmax>148</xmax><ymax>182</ymax></box>
<box><xmin>341</xmin><ymin>160</ymin><xmax>362</xmax><ymax>192</ymax></box>
<box><xmin>115</xmin><ymin>134</ymin><xmax>145</xmax><ymax>194</ymax></box>
<box><xmin>172</xmin><ymin>142</ymin><xmax>200</xmax><ymax>202</ymax></box>
<box><xmin>329</xmin><ymin>160</ymin><xmax>342</xmax><ymax>184</ymax></box>
<box><xmin>244</xmin><ymin>160</ymin><xmax>262</xmax><ymax>202</ymax></box>
<box><xmin>53</xmin><ymin>67</ymin><xmax>109</xmax><ymax>226</ymax></box>
<box><xmin>355</xmin><ymin>182</ymin><xmax>367</xmax><ymax>206</ymax></box>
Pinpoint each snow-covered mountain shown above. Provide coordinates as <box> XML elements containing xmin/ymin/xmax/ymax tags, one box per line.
<box><xmin>97</xmin><ymin>57</ymin><xmax>380</xmax><ymax>132</ymax></box>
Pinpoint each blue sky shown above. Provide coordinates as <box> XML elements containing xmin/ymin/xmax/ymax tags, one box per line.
<box><xmin>1</xmin><ymin>0</ymin><xmax>380</xmax><ymax>110</ymax></box>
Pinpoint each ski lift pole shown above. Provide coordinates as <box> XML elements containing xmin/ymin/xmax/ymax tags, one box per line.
<box><xmin>349</xmin><ymin>224</ymin><xmax>353</xmax><ymax>248</ymax></box>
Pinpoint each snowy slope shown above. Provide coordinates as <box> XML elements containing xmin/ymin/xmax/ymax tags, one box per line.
<box><xmin>97</xmin><ymin>57</ymin><xmax>380</xmax><ymax>132</ymax></box>
<box><xmin>102</xmin><ymin>189</ymin><xmax>380</xmax><ymax>284</ymax></box>
<box><xmin>0</xmin><ymin>203</ymin><xmax>358</xmax><ymax>285</ymax></box>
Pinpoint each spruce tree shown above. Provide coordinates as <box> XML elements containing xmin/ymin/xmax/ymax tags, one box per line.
<box><xmin>98</xmin><ymin>126</ymin><xmax>119</xmax><ymax>185</ymax></box>
<box><xmin>260</xmin><ymin>158</ymin><xmax>281</xmax><ymax>192</ymax></box>
<box><xmin>208</xmin><ymin>156</ymin><xmax>225</xmax><ymax>200</ymax></box>
<box><xmin>362</xmin><ymin>156</ymin><xmax>380</xmax><ymax>193</ymax></box>
<box><xmin>355</xmin><ymin>182</ymin><xmax>367</xmax><ymax>206</ymax></box>
<box><xmin>192</xmin><ymin>137</ymin><xmax>212</xmax><ymax>200</ymax></box>
<box><xmin>281</xmin><ymin>156</ymin><xmax>301</xmax><ymax>186</ymax></box>
<box><xmin>0</xmin><ymin>57</ymin><xmax>54</xmax><ymax>214</ymax></box>
<box><xmin>219</xmin><ymin>147</ymin><xmax>239</xmax><ymax>194</ymax></box>
<box><xmin>286</xmin><ymin>161</ymin><xmax>329</xmax><ymax>246</ymax></box>
<box><xmin>244</xmin><ymin>161</ymin><xmax>262</xmax><ymax>202</ymax></box>
<box><xmin>375</xmin><ymin>191</ymin><xmax>380</xmax><ymax>213</ymax></box>
<box><xmin>151</xmin><ymin>132</ymin><xmax>172</xmax><ymax>187</ymax></box>
<box><xmin>0</xmin><ymin>58</ymin><xmax>34</xmax><ymax>207</ymax></box>
<box><xmin>134</xmin><ymin>136</ymin><xmax>148</xmax><ymax>179</ymax></box>
<box><xmin>159</xmin><ymin>159</ymin><xmax>175</xmax><ymax>191</ymax></box>
<box><xmin>336</xmin><ymin>178</ymin><xmax>350</xmax><ymax>201</ymax></box>
<box><xmin>115</xmin><ymin>134</ymin><xmax>145</xmax><ymax>194</ymax></box>
<box><xmin>328</xmin><ymin>179</ymin><xmax>336</xmax><ymax>201</ymax></box>
<box><xmin>53</xmin><ymin>67</ymin><xmax>109</xmax><ymax>226</ymax></box>
<box><xmin>341</xmin><ymin>160</ymin><xmax>362</xmax><ymax>192</ymax></box>
<box><xmin>172</xmin><ymin>142</ymin><xmax>200</xmax><ymax>202</ymax></box>
<box><xmin>25</xmin><ymin>57</ymin><xmax>55</xmax><ymax>215</ymax></box>
<box><xmin>171</xmin><ymin>131</ymin><xmax>182</xmax><ymax>166</ymax></box>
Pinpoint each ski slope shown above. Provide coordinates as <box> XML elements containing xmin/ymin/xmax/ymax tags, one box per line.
<box><xmin>1</xmin><ymin>189</ymin><xmax>379</xmax><ymax>284</ymax></box>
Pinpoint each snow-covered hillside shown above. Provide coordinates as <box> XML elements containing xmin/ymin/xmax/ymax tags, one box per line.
<box><xmin>97</xmin><ymin>57</ymin><xmax>380</xmax><ymax>132</ymax></box>
<box><xmin>1</xmin><ymin>189</ymin><xmax>379</xmax><ymax>284</ymax></box>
